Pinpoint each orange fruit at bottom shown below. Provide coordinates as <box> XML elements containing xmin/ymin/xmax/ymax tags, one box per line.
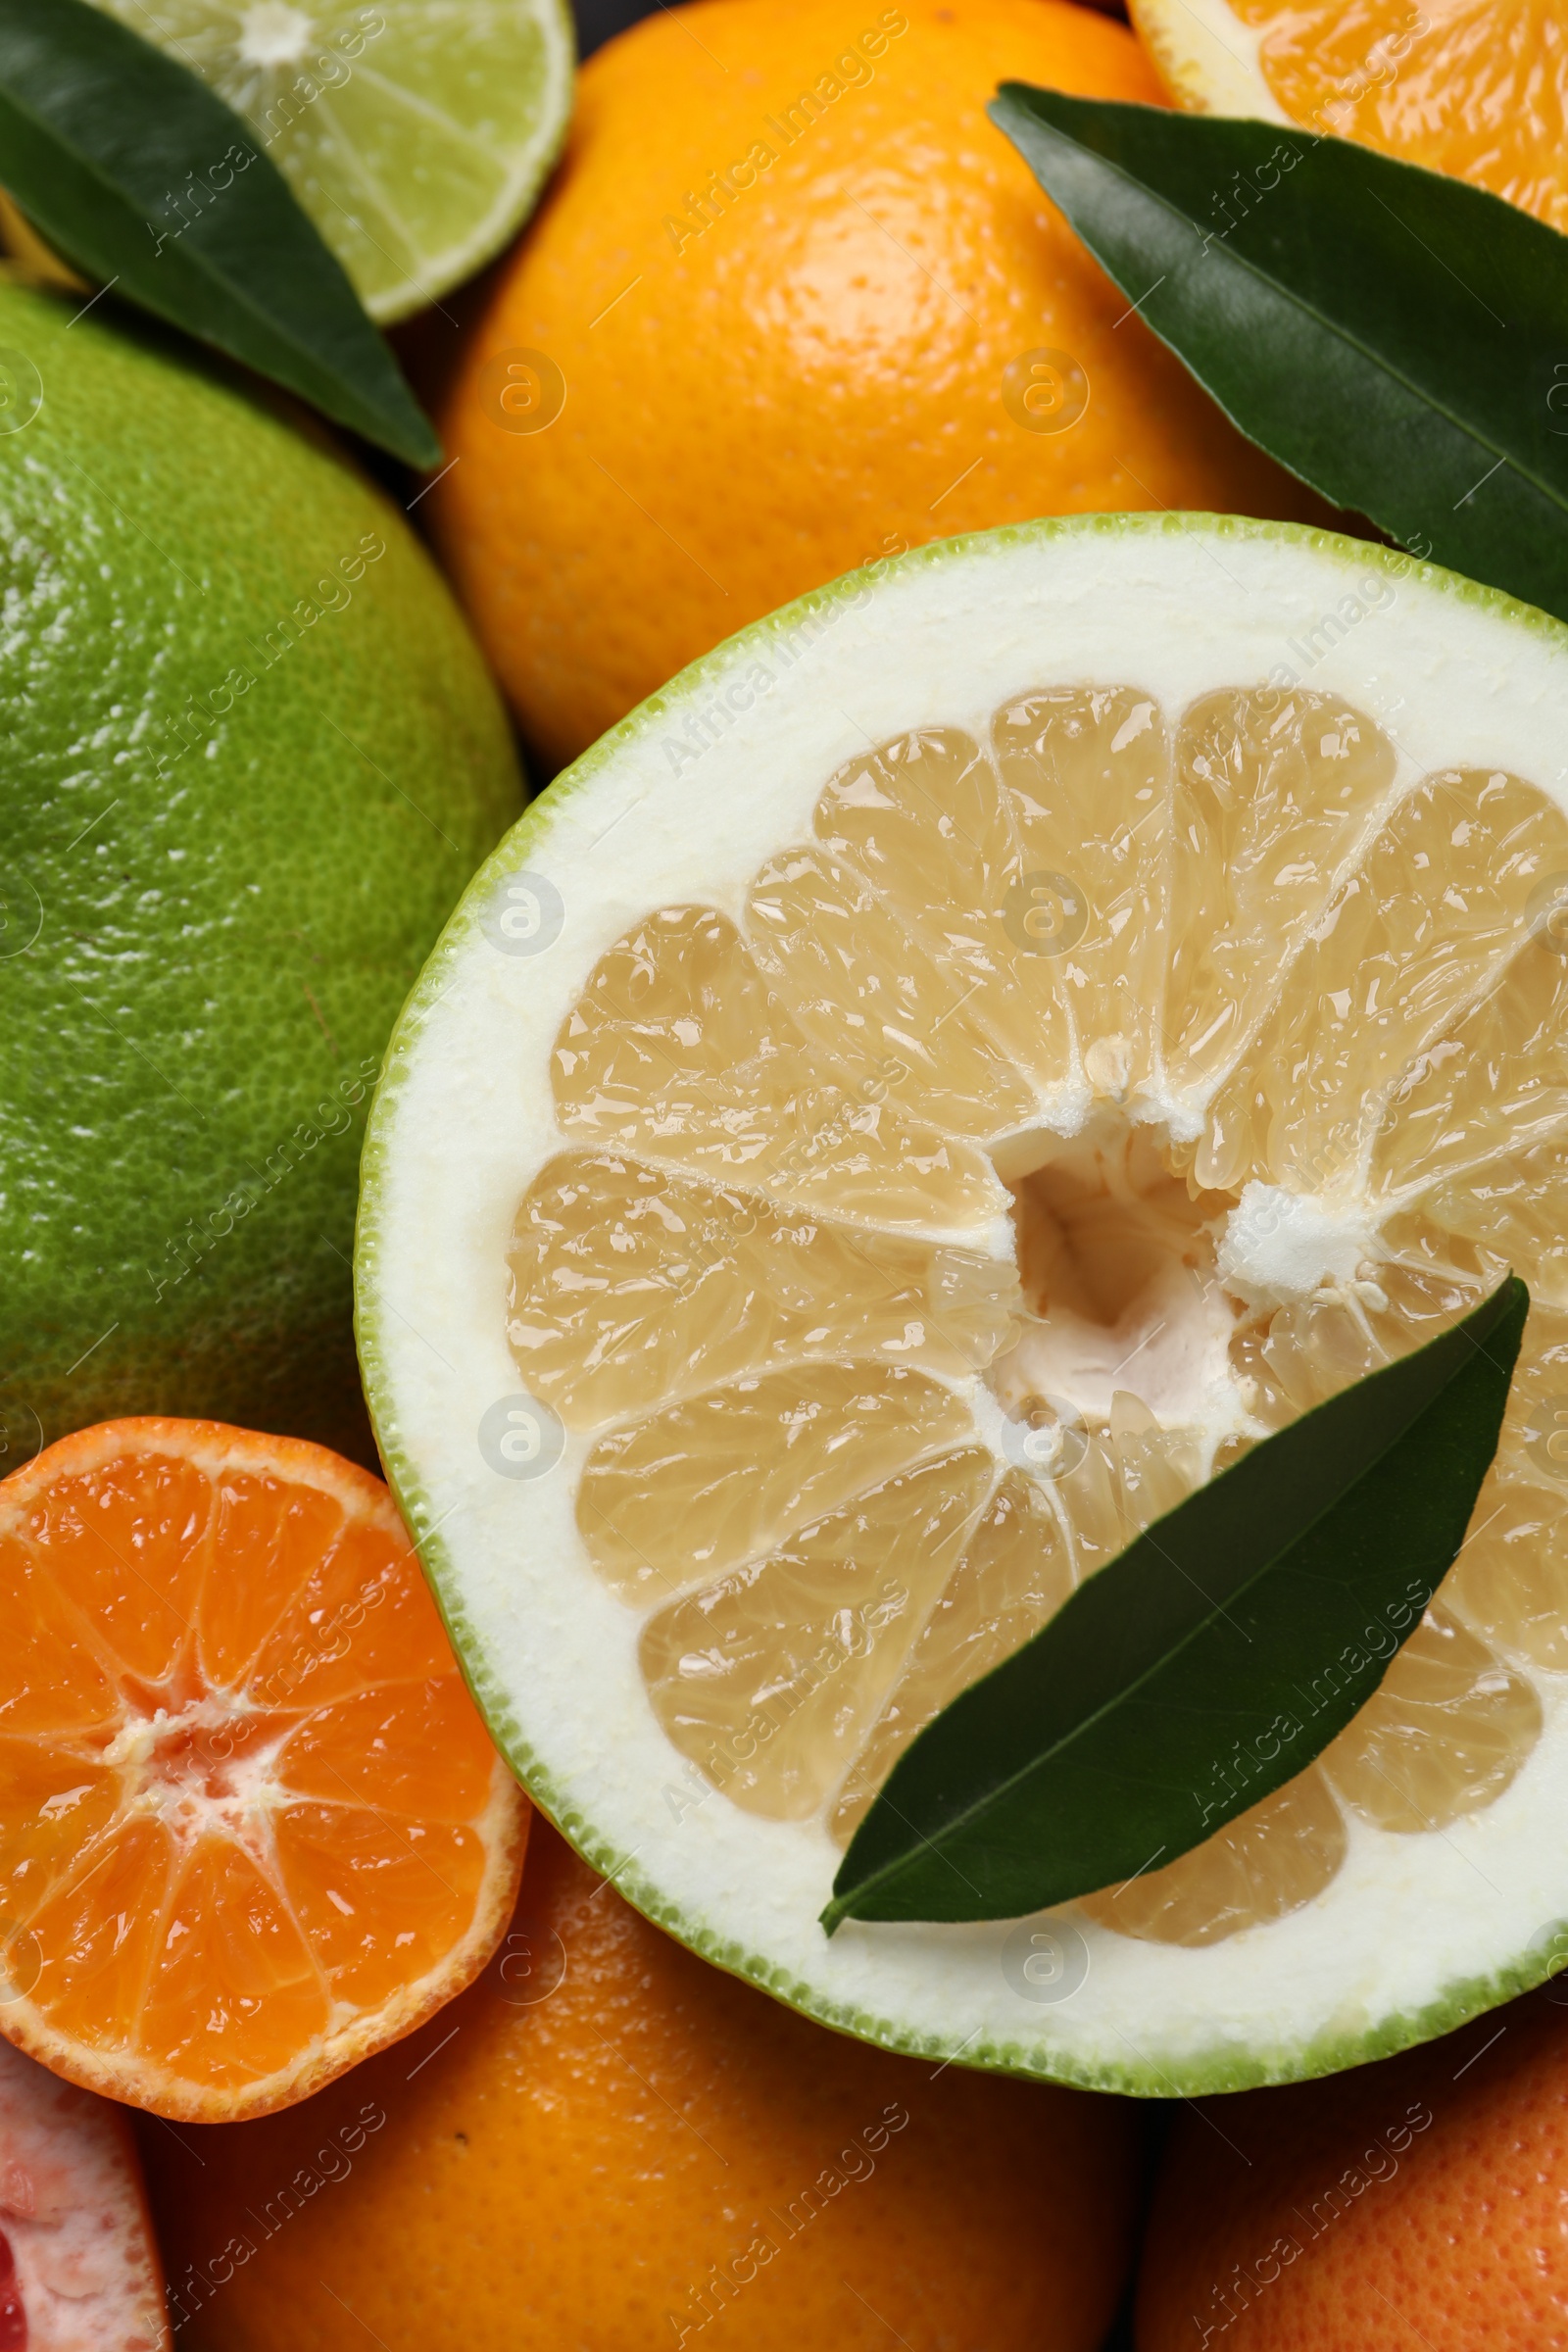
<box><xmin>427</xmin><ymin>0</ymin><xmax>1326</xmax><ymax>769</ymax></box>
<box><xmin>0</xmin><ymin>1419</ymin><xmax>526</xmax><ymax>2123</ymax></box>
<box><xmin>1136</xmin><ymin>1984</ymin><xmax>1568</xmax><ymax>2351</ymax></box>
<box><xmin>142</xmin><ymin>1820</ymin><xmax>1144</xmax><ymax>2351</ymax></box>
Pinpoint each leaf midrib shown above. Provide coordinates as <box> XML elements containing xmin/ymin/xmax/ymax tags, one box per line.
<box><xmin>835</xmin><ymin>1318</ymin><xmax>1488</xmax><ymax>1916</ymax></box>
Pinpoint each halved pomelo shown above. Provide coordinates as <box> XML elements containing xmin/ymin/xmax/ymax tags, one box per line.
<box><xmin>0</xmin><ymin>1419</ymin><xmax>527</xmax><ymax>2121</ymax></box>
<box><xmin>358</xmin><ymin>514</ymin><xmax>1568</xmax><ymax>2095</ymax></box>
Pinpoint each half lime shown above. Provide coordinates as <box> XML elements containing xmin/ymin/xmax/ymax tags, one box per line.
<box><xmin>93</xmin><ymin>0</ymin><xmax>574</xmax><ymax>320</ymax></box>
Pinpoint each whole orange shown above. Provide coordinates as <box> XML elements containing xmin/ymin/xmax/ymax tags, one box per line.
<box><xmin>139</xmin><ymin>1821</ymin><xmax>1143</xmax><ymax>2351</ymax></box>
<box><xmin>428</xmin><ymin>0</ymin><xmax>1324</xmax><ymax>766</ymax></box>
<box><xmin>1135</xmin><ymin>1984</ymin><xmax>1568</xmax><ymax>2351</ymax></box>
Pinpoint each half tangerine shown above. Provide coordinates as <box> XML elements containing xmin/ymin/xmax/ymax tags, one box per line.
<box><xmin>1131</xmin><ymin>0</ymin><xmax>1568</xmax><ymax>233</ymax></box>
<box><xmin>0</xmin><ymin>1419</ymin><xmax>527</xmax><ymax>2122</ymax></box>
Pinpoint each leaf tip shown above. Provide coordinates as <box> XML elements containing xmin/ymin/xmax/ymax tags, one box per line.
<box><xmin>986</xmin><ymin>82</ymin><xmax>1032</xmax><ymax>124</ymax></box>
<box><xmin>406</xmin><ymin>420</ymin><xmax>445</xmax><ymax>474</ymax></box>
<box><xmin>1492</xmin><ymin>1267</ymin><xmax>1531</xmax><ymax>1356</ymax></box>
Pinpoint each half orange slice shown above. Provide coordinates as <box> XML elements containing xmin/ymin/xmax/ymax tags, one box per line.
<box><xmin>1130</xmin><ymin>0</ymin><xmax>1568</xmax><ymax>233</ymax></box>
<box><xmin>0</xmin><ymin>1419</ymin><xmax>526</xmax><ymax>2121</ymax></box>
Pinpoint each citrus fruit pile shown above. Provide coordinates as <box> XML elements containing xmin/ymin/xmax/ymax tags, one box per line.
<box><xmin>361</xmin><ymin>504</ymin><xmax>1568</xmax><ymax>2098</ymax></box>
<box><xmin>3</xmin><ymin>0</ymin><xmax>1568</xmax><ymax>2343</ymax></box>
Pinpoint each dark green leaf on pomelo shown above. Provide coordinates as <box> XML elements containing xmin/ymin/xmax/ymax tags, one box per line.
<box><xmin>825</xmin><ymin>1274</ymin><xmax>1527</xmax><ymax>1931</ymax></box>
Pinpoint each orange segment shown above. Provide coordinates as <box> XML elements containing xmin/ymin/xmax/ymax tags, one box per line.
<box><xmin>136</xmin><ymin>1833</ymin><xmax>329</xmax><ymax>2092</ymax></box>
<box><xmin>196</xmin><ymin>1469</ymin><xmax>343</xmax><ymax>1691</ymax></box>
<box><xmin>23</xmin><ymin>1450</ymin><xmax>213</xmax><ymax>1690</ymax></box>
<box><xmin>275</xmin><ymin>1682</ymin><xmax>502</xmax><ymax>1822</ymax></box>
<box><xmin>0</xmin><ymin>1739</ymin><xmax>120</xmax><ymax>1923</ymax></box>
<box><xmin>247</xmin><ymin>1518</ymin><xmax>453</xmax><ymax>1710</ymax></box>
<box><xmin>26</xmin><ymin>1815</ymin><xmax>177</xmax><ymax>2054</ymax></box>
<box><xmin>270</xmin><ymin>1804</ymin><xmax>492</xmax><ymax>2010</ymax></box>
<box><xmin>0</xmin><ymin>1545</ymin><xmax>119</xmax><ymax>1737</ymax></box>
<box><xmin>1132</xmin><ymin>0</ymin><xmax>1568</xmax><ymax>234</ymax></box>
<box><xmin>0</xmin><ymin>1417</ymin><xmax>526</xmax><ymax>2122</ymax></box>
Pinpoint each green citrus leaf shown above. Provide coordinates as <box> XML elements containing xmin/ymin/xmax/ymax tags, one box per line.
<box><xmin>988</xmin><ymin>85</ymin><xmax>1568</xmax><ymax>627</ymax></box>
<box><xmin>824</xmin><ymin>1275</ymin><xmax>1528</xmax><ymax>1934</ymax></box>
<box><xmin>0</xmin><ymin>0</ymin><xmax>439</xmax><ymax>467</ymax></box>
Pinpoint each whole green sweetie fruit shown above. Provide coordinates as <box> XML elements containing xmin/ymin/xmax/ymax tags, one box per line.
<box><xmin>0</xmin><ymin>278</ymin><xmax>520</xmax><ymax>1460</ymax></box>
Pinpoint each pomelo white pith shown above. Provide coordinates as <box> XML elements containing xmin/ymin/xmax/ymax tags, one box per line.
<box><xmin>358</xmin><ymin>514</ymin><xmax>1568</xmax><ymax>2095</ymax></box>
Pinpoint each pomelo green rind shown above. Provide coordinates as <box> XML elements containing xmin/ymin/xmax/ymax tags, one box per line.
<box><xmin>0</xmin><ymin>276</ymin><xmax>521</xmax><ymax>1462</ymax></box>
<box><xmin>358</xmin><ymin>509</ymin><xmax>1568</xmax><ymax>2093</ymax></box>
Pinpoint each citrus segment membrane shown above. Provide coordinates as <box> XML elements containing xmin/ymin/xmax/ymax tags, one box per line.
<box><xmin>554</xmin><ymin>905</ymin><xmax>1003</xmax><ymax>1226</ymax></box>
<box><xmin>640</xmin><ymin>1446</ymin><xmax>999</xmax><ymax>1823</ymax></box>
<box><xmin>829</xmin><ymin>1472</ymin><xmax>1076</xmax><ymax>1845</ymax></box>
<box><xmin>511</xmin><ymin>678</ymin><xmax>1568</xmax><ymax>1948</ymax></box>
<box><xmin>0</xmin><ymin>1421</ymin><xmax>526</xmax><ymax>2122</ymax></box>
<box><xmin>577</xmin><ymin>1365</ymin><xmax>979</xmax><ymax>1605</ymax></box>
